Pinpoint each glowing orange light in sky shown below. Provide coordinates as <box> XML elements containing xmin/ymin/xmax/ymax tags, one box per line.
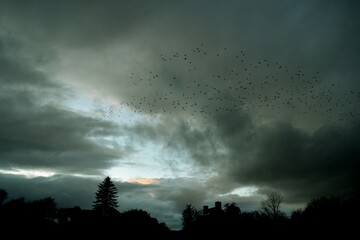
<box><xmin>127</xmin><ymin>178</ymin><xmax>160</xmax><ymax>185</ymax></box>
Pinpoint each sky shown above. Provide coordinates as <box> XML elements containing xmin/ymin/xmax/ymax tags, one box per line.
<box><xmin>0</xmin><ymin>0</ymin><xmax>359</xmax><ymax>229</ymax></box>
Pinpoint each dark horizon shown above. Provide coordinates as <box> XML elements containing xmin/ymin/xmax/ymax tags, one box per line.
<box><xmin>1</xmin><ymin>183</ymin><xmax>359</xmax><ymax>239</ymax></box>
<box><xmin>1</xmin><ymin>177</ymin><xmax>359</xmax><ymax>231</ymax></box>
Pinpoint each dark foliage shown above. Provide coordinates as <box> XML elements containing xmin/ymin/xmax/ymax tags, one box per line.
<box><xmin>0</xmin><ymin>183</ymin><xmax>358</xmax><ymax>239</ymax></box>
<box><xmin>93</xmin><ymin>176</ymin><xmax>119</xmax><ymax>216</ymax></box>
<box><xmin>180</xmin><ymin>195</ymin><xmax>359</xmax><ymax>238</ymax></box>
<box><xmin>0</xmin><ymin>189</ymin><xmax>7</xmax><ymax>206</ymax></box>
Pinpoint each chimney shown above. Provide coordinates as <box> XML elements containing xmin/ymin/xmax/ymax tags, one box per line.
<box><xmin>203</xmin><ymin>205</ymin><xmax>209</xmax><ymax>215</ymax></box>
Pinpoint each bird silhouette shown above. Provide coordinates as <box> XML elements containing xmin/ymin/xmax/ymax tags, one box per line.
<box><xmin>90</xmin><ymin>44</ymin><xmax>360</xmax><ymax>127</ymax></box>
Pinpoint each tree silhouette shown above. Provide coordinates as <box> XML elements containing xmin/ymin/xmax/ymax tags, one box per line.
<box><xmin>0</xmin><ymin>189</ymin><xmax>7</xmax><ymax>206</ymax></box>
<box><xmin>260</xmin><ymin>191</ymin><xmax>284</xmax><ymax>220</ymax></box>
<box><xmin>121</xmin><ymin>209</ymin><xmax>169</xmax><ymax>233</ymax></box>
<box><xmin>224</xmin><ymin>202</ymin><xmax>241</xmax><ymax>216</ymax></box>
<box><xmin>181</xmin><ymin>204</ymin><xmax>198</xmax><ymax>230</ymax></box>
<box><xmin>93</xmin><ymin>176</ymin><xmax>119</xmax><ymax>216</ymax></box>
<box><xmin>28</xmin><ymin>197</ymin><xmax>57</xmax><ymax>222</ymax></box>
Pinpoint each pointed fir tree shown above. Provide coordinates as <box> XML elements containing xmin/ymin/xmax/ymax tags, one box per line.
<box><xmin>181</xmin><ymin>204</ymin><xmax>198</xmax><ymax>230</ymax></box>
<box><xmin>93</xmin><ymin>176</ymin><xmax>119</xmax><ymax>216</ymax></box>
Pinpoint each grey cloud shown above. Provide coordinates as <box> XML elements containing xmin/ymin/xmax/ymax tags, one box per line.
<box><xmin>222</xmin><ymin>122</ymin><xmax>360</xmax><ymax>203</ymax></box>
<box><xmin>122</xmin><ymin>117</ymin><xmax>229</xmax><ymax>175</ymax></box>
<box><xmin>2</xmin><ymin>1</ymin><xmax>359</xmax><ymax>72</ymax></box>
<box><xmin>120</xmin><ymin>177</ymin><xmax>209</xmax><ymax>212</ymax></box>
<box><xmin>8</xmin><ymin>0</ymin><xmax>356</xmax><ymax>128</ymax></box>
<box><xmin>165</xmin><ymin>187</ymin><xmax>208</xmax><ymax>211</ymax></box>
<box><xmin>0</xmin><ymin>35</ymin><xmax>123</xmax><ymax>174</ymax></box>
<box><xmin>121</xmin><ymin>95</ymin><xmax>360</xmax><ymax>207</ymax></box>
<box><xmin>0</xmin><ymin>0</ymin><xmax>164</xmax><ymax>48</ymax></box>
<box><xmin>121</xmin><ymin>105</ymin><xmax>360</xmax><ymax>205</ymax></box>
<box><xmin>0</xmin><ymin>174</ymin><xmax>99</xmax><ymax>208</ymax></box>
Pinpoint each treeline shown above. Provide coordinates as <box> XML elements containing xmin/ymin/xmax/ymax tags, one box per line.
<box><xmin>0</xmin><ymin>178</ymin><xmax>171</xmax><ymax>239</ymax></box>
<box><xmin>0</xmin><ymin>191</ymin><xmax>170</xmax><ymax>239</ymax></box>
<box><xmin>1</xmin><ymin>178</ymin><xmax>359</xmax><ymax>239</ymax></box>
<box><xmin>180</xmin><ymin>192</ymin><xmax>359</xmax><ymax>238</ymax></box>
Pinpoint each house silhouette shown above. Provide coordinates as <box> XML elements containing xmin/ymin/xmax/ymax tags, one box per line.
<box><xmin>202</xmin><ymin>201</ymin><xmax>223</xmax><ymax>216</ymax></box>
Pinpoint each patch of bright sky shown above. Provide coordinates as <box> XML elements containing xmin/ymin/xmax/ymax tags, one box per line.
<box><xmin>58</xmin><ymin>86</ymin><xmax>211</xmax><ymax>182</ymax></box>
<box><xmin>62</xmin><ymin>86</ymin><xmax>144</xmax><ymax>126</ymax></box>
<box><xmin>219</xmin><ymin>186</ymin><xmax>259</xmax><ymax>197</ymax></box>
<box><xmin>64</xmin><ymin>89</ymin><xmax>94</xmax><ymax>113</ymax></box>
<box><xmin>0</xmin><ymin>168</ymin><xmax>56</xmax><ymax>178</ymax></box>
<box><xmin>101</xmin><ymin>126</ymin><xmax>217</xmax><ymax>184</ymax></box>
<box><xmin>0</xmin><ymin>168</ymin><xmax>100</xmax><ymax>180</ymax></box>
<box><xmin>105</xmin><ymin>140</ymin><xmax>197</xmax><ymax>181</ymax></box>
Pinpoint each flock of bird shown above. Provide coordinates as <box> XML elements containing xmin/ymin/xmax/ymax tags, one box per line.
<box><xmin>92</xmin><ymin>44</ymin><xmax>360</xmax><ymax>127</ymax></box>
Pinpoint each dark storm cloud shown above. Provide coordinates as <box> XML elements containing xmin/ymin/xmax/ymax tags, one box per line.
<box><xmin>0</xmin><ymin>0</ymin><xmax>162</xmax><ymax>48</ymax></box>
<box><xmin>160</xmin><ymin>179</ymin><xmax>208</xmax><ymax>210</ymax></box>
<box><xmin>123</xmin><ymin>107</ymin><xmax>360</xmax><ymax>205</ymax></box>
<box><xmin>0</xmin><ymin>174</ymin><xmax>99</xmax><ymax>208</ymax></box>
<box><xmin>214</xmin><ymin>121</ymin><xmax>360</xmax><ymax>203</ymax></box>
<box><xmin>0</xmin><ymin>93</ymin><xmax>121</xmax><ymax>173</ymax></box>
<box><xmin>3</xmin><ymin>0</ymin><xmax>356</xmax><ymax>122</ymax></box>
<box><xmin>2</xmin><ymin>0</ymin><xmax>359</xmax><ymax>73</ymax></box>
<box><xmin>0</xmin><ymin>35</ymin><xmax>123</xmax><ymax>174</ymax></box>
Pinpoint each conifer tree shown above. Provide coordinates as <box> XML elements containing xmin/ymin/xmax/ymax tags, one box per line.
<box><xmin>93</xmin><ymin>176</ymin><xmax>118</xmax><ymax>216</ymax></box>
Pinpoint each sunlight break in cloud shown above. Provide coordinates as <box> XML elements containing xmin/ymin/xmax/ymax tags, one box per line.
<box><xmin>127</xmin><ymin>178</ymin><xmax>160</xmax><ymax>185</ymax></box>
<box><xmin>219</xmin><ymin>186</ymin><xmax>259</xmax><ymax>197</ymax></box>
<box><xmin>0</xmin><ymin>168</ymin><xmax>56</xmax><ymax>179</ymax></box>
